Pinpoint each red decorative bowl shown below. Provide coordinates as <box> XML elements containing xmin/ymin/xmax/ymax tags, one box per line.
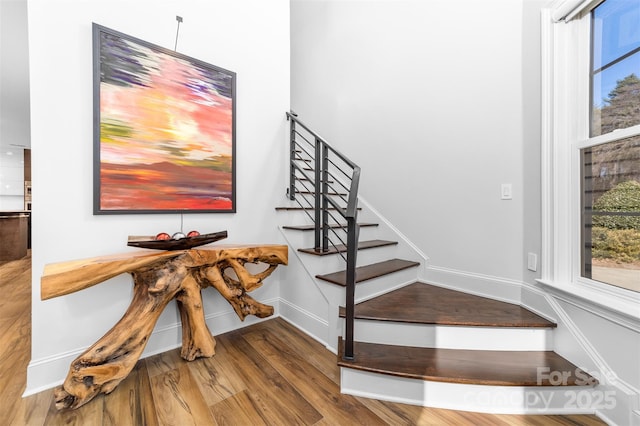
<box><xmin>127</xmin><ymin>230</ymin><xmax>227</xmax><ymax>251</ymax></box>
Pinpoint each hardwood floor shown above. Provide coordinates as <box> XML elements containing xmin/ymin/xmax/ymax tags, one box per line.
<box><xmin>0</xmin><ymin>253</ymin><xmax>32</xmax><ymax>424</ymax></box>
<box><xmin>1</xmin><ymin>254</ymin><xmax>607</xmax><ymax>425</ymax></box>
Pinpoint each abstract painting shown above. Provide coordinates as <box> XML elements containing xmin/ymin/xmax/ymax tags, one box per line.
<box><xmin>93</xmin><ymin>23</ymin><xmax>236</xmax><ymax>214</ymax></box>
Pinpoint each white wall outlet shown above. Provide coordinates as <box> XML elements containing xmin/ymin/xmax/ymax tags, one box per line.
<box><xmin>501</xmin><ymin>183</ymin><xmax>512</xmax><ymax>200</ymax></box>
<box><xmin>527</xmin><ymin>252</ymin><xmax>537</xmax><ymax>272</ymax></box>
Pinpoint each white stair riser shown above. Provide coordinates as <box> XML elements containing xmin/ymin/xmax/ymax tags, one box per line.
<box><xmin>340</xmin><ymin>320</ymin><xmax>553</xmax><ymax>351</ymax></box>
<box><xmin>282</xmin><ymin>226</ymin><xmax>381</xmax><ymax>251</ymax></box>
<box><xmin>313</xmin><ymin>248</ymin><xmax>400</xmax><ymax>273</ymax></box>
<box><xmin>350</xmin><ymin>267</ymin><xmax>420</xmax><ymax>301</ymax></box>
<box><xmin>340</xmin><ymin>368</ymin><xmax>599</xmax><ymax>415</ymax></box>
<box><xmin>314</xmin><ymin>269</ymin><xmax>420</xmax><ymax>312</ymax></box>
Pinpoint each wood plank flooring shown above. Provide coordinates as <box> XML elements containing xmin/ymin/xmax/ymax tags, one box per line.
<box><xmin>0</xmin><ymin>253</ymin><xmax>32</xmax><ymax>424</ymax></box>
<box><xmin>1</xmin><ymin>254</ymin><xmax>606</xmax><ymax>425</ymax></box>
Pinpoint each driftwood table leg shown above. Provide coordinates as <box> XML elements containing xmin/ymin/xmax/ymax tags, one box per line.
<box><xmin>54</xmin><ymin>263</ymin><xmax>190</xmax><ymax>410</ymax></box>
<box><xmin>201</xmin><ymin>262</ymin><xmax>275</xmax><ymax>320</ymax></box>
<box><xmin>176</xmin><ymin>274</ymin><xmax>217</xmax><ymax>361</ymax></box>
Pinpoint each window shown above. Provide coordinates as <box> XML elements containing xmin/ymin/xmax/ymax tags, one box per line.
<box><xmin>542</xmin><ymin>0</ymin><xmax>640</xmax><ymax>316</ymax></box>
<box><xmin>582</xmin><ymin>0</ymin><xmax>640</xmax><ymax>292</ymax></box>
<box><xmin>590</xmin><ymin>0</ymin><xmax>640</xmax><ymax>137</ymax></box>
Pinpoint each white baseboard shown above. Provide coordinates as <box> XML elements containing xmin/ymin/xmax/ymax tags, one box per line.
<box><xmin>278</xmin><ymin>297</ymin><xmax>329</xmax><ymax>349</ymax></box>
<box><xmin>424</xmin><ymin>264</ymin><xmax>522</xmax><ymax>305</ymax></box>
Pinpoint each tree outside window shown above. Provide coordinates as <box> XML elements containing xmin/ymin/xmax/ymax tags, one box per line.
<box><xmin>582</xmin><ymin>0</ymin><xmax>640</xmax><ymax>292</ymax></box>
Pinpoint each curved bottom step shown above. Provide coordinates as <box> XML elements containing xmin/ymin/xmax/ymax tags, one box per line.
<box><xmin>338</xmin><ymin>339</ymin><xmax>599</xmax><ymax>415</ymax></box>
<box><xmin>338</xmin><ymin>339</ymin><xmax>597</xmax><ymax>386</ymax></box>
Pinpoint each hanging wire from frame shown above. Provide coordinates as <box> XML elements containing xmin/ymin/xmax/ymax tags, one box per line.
<box><xmin>174</xmin><ymin>15</ymin><xmax>183</xmax><ymax>51</ymax></box>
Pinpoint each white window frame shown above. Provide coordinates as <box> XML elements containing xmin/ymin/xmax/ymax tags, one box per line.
<box><xmin>540</xmin><ymin>2</ymin><xmax>640</xmax><ymax>323</ymax></box>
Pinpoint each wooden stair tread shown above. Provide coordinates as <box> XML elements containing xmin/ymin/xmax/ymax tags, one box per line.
<box><xmin>276</xmin><ymin>206</ymin><xmax>361</xmax><ymax>211</ymax></box>
<box><xmin>283</xmin><ymin>223</ymin><xmax>378</xmax><ymax>231</ymax></box>
<box><xmin>317</xmin><ymin>259</ymin><xmax>420</xmax><ymax>286</ymax></box>
<box><xmin>295</xmin><ymin>191</ymin><xmax>347</xmax><ymax>196</ymax></box>
<box><xmin>338</xmin><ymin>282</ymin><xmax>556</xmax><ymax>328</ymax></box>
<box><xmin>293</xmin><ymin>177</ymin><xmax>335</xmax><ymax>184</ymax></box>
<box><xmin>337</xmin><ymin>339</ymin><xmax>597</xmax><ymax>386</ymax></box>
<box><xmin>298</xmin><ymin>239</ymin><xmax>397</xmax><ymax>256</ymax></box>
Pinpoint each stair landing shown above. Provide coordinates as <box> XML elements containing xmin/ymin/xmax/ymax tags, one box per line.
<box><xmin>339</xmin><ymin>282</ymin><xmax>556</xmax><ymax>328</ymax></box>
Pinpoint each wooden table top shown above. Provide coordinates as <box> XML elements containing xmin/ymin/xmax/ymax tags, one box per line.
<box><xmin>41</xmin><ymin>244</ymin><xmax>288</xmax><ymax>300</ymax></box>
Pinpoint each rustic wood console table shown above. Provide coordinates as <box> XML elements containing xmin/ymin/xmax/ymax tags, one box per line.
<box><xmin>40</xmin><ymin>244</ymin><xmax>288</xmax><ymax>410</ymax></box>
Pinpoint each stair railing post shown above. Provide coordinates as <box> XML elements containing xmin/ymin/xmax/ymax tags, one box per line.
<box><xmin>288</xmin><ymin>115</ymin><xmax>296</xmax><ymax>201</ymax></box>
<box><xmin>343</xmin><ymin>215</ymin><xmax>358</xmax><ymax>360</ymax></box>
<box><xmin>321</xmin><ymin>144</ymin><xmax>329</xmax><ymax>252</ymax></box>
<box><xmin>314</xmin><ymin>138</ymin><xmax>322</xmax><ymax>251</ymax></box>
<box><xmin>344</xmin><ymin>166</ymin><xmax>360</xmax><ymax>361</ymax></box>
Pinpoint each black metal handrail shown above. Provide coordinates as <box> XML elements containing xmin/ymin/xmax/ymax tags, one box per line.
<box><xmin>286</xmin><ymin>111</ymin><xmax>360</xmax><ymax>360</ymax></box>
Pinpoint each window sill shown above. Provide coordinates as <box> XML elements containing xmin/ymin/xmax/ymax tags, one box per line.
<box><xmin>536</xmin><ymin>278</ymin><xmax>640</xmax><ymax>331</ymax></box>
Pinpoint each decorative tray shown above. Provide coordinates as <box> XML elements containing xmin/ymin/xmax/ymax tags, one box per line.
<box><xmin>127</xmin><ymin>230</ymin><xmax>228</xmax><ymax>251</ymax></box>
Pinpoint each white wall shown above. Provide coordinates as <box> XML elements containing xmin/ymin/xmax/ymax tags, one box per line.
<box><xmin>291</xmin><ymin>2</ymin><xmax>639</xmax><ymax>422</ymax></box>
<box><xmin>521</xmin><ymin>0</ymin><xmax>545</xmax><ymax>286</ymax></box>
<box><xmin>26</xmin><ymin>0</ymin><xmax>289</xmax><ymax>394</ymax></box>
<box><xmin>291</xmin><ymin>0</ymin><xmax>526</xmax><ymax>284</ymax></box>
<box><xmin>0</xmin><ymin>0</ymin><xmax>30</xmax><ymax>210</ymax></box>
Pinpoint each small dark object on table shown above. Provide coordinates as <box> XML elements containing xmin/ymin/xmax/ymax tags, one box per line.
<box><xmin>127</xmin><ymin>230</ymin><xmax>228</xmax><ymax>250</ymax></box>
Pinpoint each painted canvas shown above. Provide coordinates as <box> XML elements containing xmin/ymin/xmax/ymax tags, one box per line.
<box><xmin>93</xmin><ymin>23</ymin><xmax>236</xmax><ymax>214</ymax></box>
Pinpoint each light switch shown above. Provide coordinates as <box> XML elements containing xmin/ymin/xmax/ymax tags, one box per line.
<box><xmin>528</xmin><ymin>253</ymin><xmax>537</xmax><ymax>272</ymax></box>
<box><xmin>501</xmin><ymin>184</ymin><xmax>512</xmax><ymax>200</ymax></box>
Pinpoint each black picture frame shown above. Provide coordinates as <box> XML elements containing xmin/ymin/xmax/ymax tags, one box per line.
<box><xmin>93</xmin><ymin>23</ymin><xmax>236</xmax><ymax>214</ymax></box>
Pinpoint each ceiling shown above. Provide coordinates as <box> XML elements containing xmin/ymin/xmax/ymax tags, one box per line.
<box><xmin>0</xmin><ymin>0</ymin><xmax>31</xmax><ymax>151</ymax></box>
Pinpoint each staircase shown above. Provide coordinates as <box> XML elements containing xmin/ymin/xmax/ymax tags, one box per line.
<box><xmin>277</xmin><ymin>112</ymin><xmax>599</xmax><ymax>415</ymax></box>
